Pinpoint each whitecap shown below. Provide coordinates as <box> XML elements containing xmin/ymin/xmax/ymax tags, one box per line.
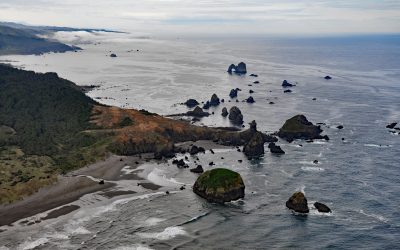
<box><xmin>296</xmin><ymin>185</ymin><xmax>306</xmax><ymax>194</ymax></box>
<box><xmin>147</xmin><ymin>168</ymin><xmax>185</xmax><ymax>187</ymax></box>
<box><xmin>137</xmin><ymin>226</ymin><xmax>187</xmax><ymax>240</ymax></box>
<box><xmin>359</xmin><ymin>210</ymin><xmax>389</xmax><ymax>223</ymax></box>
<box><xmin>301</xmin><ymin>166</ymin><xmax>325</xmax><ymax>172</ymax></box>
<box><xmin>121</xmin><ymin>165</ymin><xmax>138</xmax><ymax>175</ymax></box>
<box><xmin>364</xmin><ymin>144</ymin><xmax>392</xmax><ymax>148</ymax></box>
<box><xmin>19</xmin><ymin>238</ymin><xmax>49</xmax><ymax>250</ymax></box>
<box><xmin>143</xmin><ymin>217</ymin><xmax>166</xmax><ymax>227</ymax></box>
<box><xmin>112</xmin><ymin>245</ymin><xmax>154</xmax><ymax>250</ymax></box>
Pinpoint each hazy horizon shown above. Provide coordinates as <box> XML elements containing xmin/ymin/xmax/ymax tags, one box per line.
<box><xmin>1</xmin><ymin>0</ymin><xmax>400</xmax><ymax>36</ymax></box>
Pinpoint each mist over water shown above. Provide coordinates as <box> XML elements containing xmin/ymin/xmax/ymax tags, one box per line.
<box><xmin>0</xmin><ymin>32</ymin><xmax>399</xmax><ymax>249</ymax></box>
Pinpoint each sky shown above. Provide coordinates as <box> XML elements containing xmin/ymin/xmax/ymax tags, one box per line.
<box><xmin>0</xmin><ymin>0</ymin><xmax>399</xmax><ymax>35</ymax></box>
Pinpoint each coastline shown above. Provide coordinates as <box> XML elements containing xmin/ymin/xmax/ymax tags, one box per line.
<box><xmin>0</xmin><ymin>140</ymin><xmax>228</xmax><ymax>228</ymax></box>
<box><xmin>0</xmin><ymin>154</ymin><xmax>144</xmax><ymax>227</ymax></box>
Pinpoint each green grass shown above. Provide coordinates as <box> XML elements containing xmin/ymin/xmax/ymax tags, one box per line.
<box><xmin>196</xmin><ymin>168</ymin><xmax>242</xmax><ymax>190</ymax></box>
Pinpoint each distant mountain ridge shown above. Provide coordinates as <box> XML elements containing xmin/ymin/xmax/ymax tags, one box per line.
<box><xmin>0</xmin><ymin>22</ymin><xmax>124</xmax><ymax>55</ymax></box>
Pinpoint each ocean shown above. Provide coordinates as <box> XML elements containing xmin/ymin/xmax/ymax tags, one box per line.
<box><xmin>0</xmin><ymin>32</ymin><xmax>399</xmax><ymax>249</ymax></box>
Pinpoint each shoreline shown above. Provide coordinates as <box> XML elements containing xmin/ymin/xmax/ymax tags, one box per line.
<box><xmin>0</xmin><ymin>154</ymin><xmax>147</xmax><ymax>227</ymax></box>
<box><xmin>0</xmin><ymin>140</ymin><xmax>227</xmax><ymax>228</ymax></box>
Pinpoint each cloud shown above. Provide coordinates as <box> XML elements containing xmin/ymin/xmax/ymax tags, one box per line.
<box><xmin>0</xmin><ymin>0</ymin><xmax>399</xmax><ymax>35</ymax></box>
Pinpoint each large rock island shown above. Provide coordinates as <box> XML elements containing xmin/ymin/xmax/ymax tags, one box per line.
<box><xmin>193</xmin><ymin>168</ymin><xmax>245</xmax><ymax>203</ymax></box>
<box><xmin>277</xmin><ymin>114</ymin><xmax>328</xmax><ymax>142</ymax></box>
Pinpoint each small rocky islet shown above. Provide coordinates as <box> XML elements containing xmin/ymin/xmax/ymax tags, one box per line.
<box><xmin>193</xmin><ymin>168</ymin><xmax>245</xmax><ymax>203</ymax></box>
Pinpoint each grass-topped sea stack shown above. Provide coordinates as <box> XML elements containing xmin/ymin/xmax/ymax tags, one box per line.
<box><xmin>193</xmin><ymin>168</ymin><xmax>245</xmax><ymax>203</ymax></box>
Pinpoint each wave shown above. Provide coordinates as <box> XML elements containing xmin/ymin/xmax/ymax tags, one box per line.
<box><xmin>143</xmin><ymin>217</ymin><xmax>166</xmax><ymax>227</ymax></box>
<box><xmin>137</xmin><ymin>226</ymin><xmax>187</xmax><ymax>241</ymax></box>
<box><xmin>301</xmin><ymin>166</ymin><xmax>325</xmax><ymax>172</ymax></box>
<box><xmin>112</xmin><ymin>245</ymin><xmax>154</xmax><ymax>250</ymax></box>
<box><xmin>147</xmin><ymin>168</ymin><xmax>186</xmax><ymax>187</ymax></box>
<box><xmin>358</xmin><ymin>210</ymin><xmax>389</xmax><ymax>223</ymax></box>
<box><xmin>180</xmin><ymin>212</ymin><xmax>210</xmax><ymax>226</ymax></box>
<box><xmin>364</xmin><ymin>144</ymin><xmax>392</xmax><ymax>148</ymax></box>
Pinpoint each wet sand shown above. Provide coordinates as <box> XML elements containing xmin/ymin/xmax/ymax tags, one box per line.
<box><xmin>0</xmin><ymin>154</ymin><xmax>144</xmax><ymax>226</ymax></box>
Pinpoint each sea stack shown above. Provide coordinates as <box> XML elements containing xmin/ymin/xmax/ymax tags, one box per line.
<box><xmin>193</xmin><ymin>168</ymin><xmax>245</xmax><ymax>203</ymax></box>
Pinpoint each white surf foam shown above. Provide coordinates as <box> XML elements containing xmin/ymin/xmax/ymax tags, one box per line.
<box><xmin>143</xmin><ymin>218</ymin><xmax>166</xmax><ymax>227</ymax></box>
<box><xmin>359</xmin><ymin>210</ymin><xmax>389</xmax><ymax>223</ymax></box>
<box><xmin>364</xmin><ymin>144</ymin><xmax>392</xmax><ymax>148</ymax></box>
<box><xmin>19</xmin><ymin>238</ymin><xmax>49</xmax><ymax>250</ymax></box>
<box><xmin>137</xmin><ymin>226</ymin><xmax>187</xmax><ymax>240</ymax></box>
<box><xmin>147</xmin><ymin>168</ymin><xmax>185</xmax><ymax>187</ymax></box>
<box><xmin>301</xmin><ymin>166</ymin><xmax>325</xmax><ymax>172</ymax></box>
<box><xmin>112</xmin><ymin>245</ymin><xmax>154</xmax><ymax>250</ymax></box>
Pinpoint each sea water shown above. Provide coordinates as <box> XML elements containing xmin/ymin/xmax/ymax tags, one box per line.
<box><xmin>0</xmin><ymin>32</ymin><xmax>399</xmax><ymax>249</ymax></box>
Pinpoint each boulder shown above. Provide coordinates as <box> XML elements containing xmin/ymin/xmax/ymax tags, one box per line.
<box><xmin>324</xmin><ymin>76</ymin><xmax>332</xmax><ymax>80</ymax></box>
<box><xmin>190</xmin><ymin>165</ymin><xmax>204</xmax><ymax>174</ymax></box>
<box><xmin>221</xmin><ymin>107</ymin><xmax>228</xmax><ymax>117</ymax></box>
<box><xmin>193</xmin><ymin>168</ymin><xmax>245</xmax><ymax>203</ymax></box>
<box><xmin>243</xmin><ymin>132</ymin><xmax>265</xmax><ymax>158</ymax></box>
<box><xmin>186</xmin><ymin>106</ymin><xmax>210</xmax><ymax>117</ymax></box>
<box><xmin>314</xmin><ymin>202</ymin><xmax>331</xmax><ymax>213</ymax></box>
<box><xmin>99</xmin><ymin>180</ymin><xmax>105</xmax><ymax>185</ymax></box>
<box><xmin>268</xmin><ymin>142</ymin><xmax>285</xmax><ymax>154</ymax></box>
<box><xmin>284</xmin><ymin>89</ymin><xmax>292</xmax><ymax>93</ymax></box>
<box><xmin>203</xmin><ymin>101</ymin><xmax>211</xmax><ymax>109</ymax></box>
<box><xmin>286</xmin><ymin>192</ymin><xmax>309</xmax><ymax>213</ymax></box>
<box><xmin>172</xmin><ymin>159</ymin><xmax>186</xmax><ymax>168</ymax></box>
<box><xmin>246</xmin><ymin>96</ymin><xmax>255</xmax><ymax>103</ymax></box>
<box><xmin>282</xmin><ymin>80</ymin><xmax>294</xmax><ymax>87</ymax></box>
<box><xmin>190</xmin><ymin>145</ymin><xmax>206</xmax><ymax>155</ymax></box>
<box><xmin>277</xmin><ymin>115</ymin><xmax>325</xmax><ymax>142</ymax></box>
<box><xmin>184</xmin><ymin>99</ymin><xmax>199</xmax><ymax>108</ymax></box>
<box><xmin>228</xmin><ymin>106</ymin><xmax>244</xmax><ymax>125</ymax></box>
<box><xmin>253</xmin><ymin>81</ymin><xmax>260</xmax><ymax>84</ymax></box>
<box><xmin>337</xmin><ymin>125</ymin><xmax>344</xmax><ymax>129</ymax></box>
<box><xmin>250</xmin><ymin>74</ymin><xmax>258</xmax><ymax>77</ymax></box>
<box><xmin>110</xmin><ymin>53</ymin><xmax>117</xmax><ymax>58</ymax></box>
<box><xmin>386</xmin><ymin>122</ymin><xmax>397</xmax><ymax>129</ymax></box>
<box><xmin>249</xmin><ymin>90</ymin><xmax>254</xmax><ymax>94</ymax></box>
<box><xmin>210</xmin><ymin>94</ymin><xmax>220</xmax><ymax>106</ymax></box>
<box><xmin>229</xmin><ymin>89</ymin><xmax>238</xmax><ymax>98</ymax></box>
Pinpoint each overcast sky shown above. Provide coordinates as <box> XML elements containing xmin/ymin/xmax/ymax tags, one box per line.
<box><xmin>0</xmin><ymin>0</ymin><xmax>399</xmax><ymax>35</ymax></box>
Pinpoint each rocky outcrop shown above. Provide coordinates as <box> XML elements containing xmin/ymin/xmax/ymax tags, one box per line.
<box><xmin>386</xmin><ymin>122</ymin><xmax>397</xmax><ymax>129</ymax></box>
<box><xmin>286</xmin><ymin>192</ymin><xmax>309</xmax><ymax>213</ymax></box>
<box><xmin>250</xmin><ymin>74</ymin><xmax>258</xmax><ymax>77</ymax></box>
<box><xmin>186</xmin><ymin>106</ymin><xmax>210</xmax><ymax>117</ymax></box>
<box><xmin>282</xmin><ymin>80</ymin><xmax>294</xmax><ymax>87</ymax></box>
<box><xmin>243</xmin><ymin>132</ymin><xmax>265</xmax><ymax>158</ymax></box>
<box><xmin>246</xmin><ymin>96</ymin><xmax>255</xmax><ymax>103</ymax></box>
<box><xmin>277</xmin><ymin>115</ymin><xmax>327</xmax><ymax>142</ymax></box>
<box><xmin>227</xmin><ymin>62</ymin><xmax>247</xmax><ymax>74</ymax></box>
<box><xmin>221</xmin><ymin>107</ymin><xmax>228</xmax><ymax>117</ymax></box>
<box><xmin>229</xmin><ymin>89</ymin><xmax>238</xmax><ymax>98</ymax></box>
<box><xmin>210</xmin><ymin>94</ymin><xmax>220</xmax><ymax>106</ymax></box>
<box><xmin>268</xmin><ymin>142</ymin><xmax>285</xmax><ymax>154</ymax></box>
<box><xmin>314</xmin><ymin>202</ymin><xmax>331</xmax><ymax>213</ymax></box>
<box><xmin>184</xmin><ymin>99</ymin><xmax>199</xmax><ymax>108</ymax></box>
<box><xmin>228</xmin><ymin>106</ymin><xmax>244</xmax><ymax>125</ymax></box>
<box><xmin>190</xmin><ymin>145</ymin><xmax>205</xmax><ymax>155</ymax></box>
<box><xmin>193</xmin><ymin>168</ymin><xmax>245</xmax><ymax>203</ymax></box>
<box><xmin>190</xmin><ymin>165</ymin><xmax>204</xmax><ymax>174</ymax></box>
<box><xmin>284</xmin><ymin>89</ymin><xmax>292</xmax><ymax>93</ymax></box>
<box><xmin>324</xmin><ymin>76</ymin><xmax>332</xmax><ymax>80</ymax></box>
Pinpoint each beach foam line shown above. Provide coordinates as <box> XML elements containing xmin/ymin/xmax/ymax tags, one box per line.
<box><xmin>147</xmin><ymin>168</ymin><xmax>186</xmax><ymax>187</ymax></box>
<box><xmin>112</xmin><ymin>245</ymin><xmax>154</xmax><ymax>250</ymax></box>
